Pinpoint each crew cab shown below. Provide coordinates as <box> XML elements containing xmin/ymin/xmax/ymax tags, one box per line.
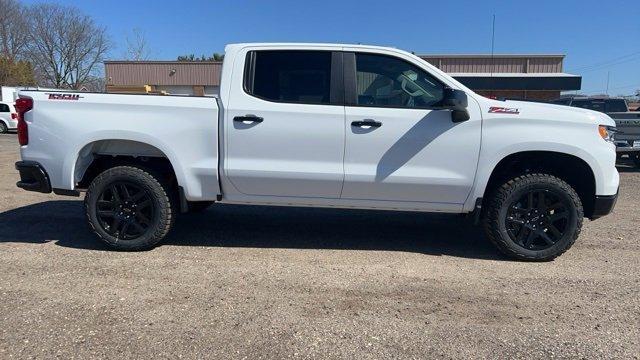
<box><xmin>14</xmin><ymin>43</ymin><xmax>619</xmax><ymax>261</ymax></box>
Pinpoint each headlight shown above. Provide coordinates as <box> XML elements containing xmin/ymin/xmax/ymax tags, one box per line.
<box><xmin>598</xmin><ymin>125</ymin><xmax>617</xmax><ymax>143</ymax></box>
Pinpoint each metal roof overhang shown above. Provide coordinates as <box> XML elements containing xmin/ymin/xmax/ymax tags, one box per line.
<box><xmin>450</xmin><ymin>73</ymin><xmax>581</xmax><ymax>91</ymax></box>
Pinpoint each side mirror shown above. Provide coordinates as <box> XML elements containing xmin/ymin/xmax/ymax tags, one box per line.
<box><xmin>440</xmin><ymin>88</ymin><xmax>470</xmax><ymax>122</ymax></box>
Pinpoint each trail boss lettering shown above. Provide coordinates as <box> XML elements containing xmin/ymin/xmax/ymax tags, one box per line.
<box><xmin>47</xmin><ymin>93</ymin><xmax>82</xmax><ymax>100</ymax></box>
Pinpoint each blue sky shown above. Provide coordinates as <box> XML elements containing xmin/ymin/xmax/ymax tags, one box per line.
<box><xmin>22</xmin><ymin>0</ymin><xmax>640</xmax><ymax>95</ymax></box>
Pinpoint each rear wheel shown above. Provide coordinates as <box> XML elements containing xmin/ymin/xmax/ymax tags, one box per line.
<box><xmin>0</xmin><ymin>122</ymin><xmax>7</xmax><ymax>134</ymax></box>
<box><xmin>85</xmin><ymin>166</ymin><xmax>174</xmax><ymax>250</ymax></box>
<box><xmin>483</xmin><ymin>173</ymin><xmax>583</xmax><ymax>261</ymax></box>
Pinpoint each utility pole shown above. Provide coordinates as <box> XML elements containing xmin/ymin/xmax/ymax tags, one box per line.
<box><xmin>605</xmin><ymin>71</ymin><xmax>610</xmax><ymax>95</ymax></box>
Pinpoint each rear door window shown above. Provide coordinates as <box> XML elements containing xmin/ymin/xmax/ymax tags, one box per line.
<box><xmin>571</xmin><ymin>100</ymin><xmax>605</xmax><ymax>113</ymax></box>
<box><xmin>245</xmin><ymin>50</ymin><xmax>333</xmax><ymax>105</ymax></box>
<box><xmin>553</xmin><ymin>99</ymin><xmax>571</xmax><ymax>106</ymax></box>
<box><xmin>605</xmin><ymin>99</ymin><xmax>627</xmax><ymax>113</ymax></box>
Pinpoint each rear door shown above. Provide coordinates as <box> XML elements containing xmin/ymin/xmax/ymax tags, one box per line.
<box><xmin>224</xmin><ymin>49</ymin><xmax>346</xmax><ymax>198</ymax></box>
<box><xmin>340</xmin><ymin>51</ymin><xmax>482</xmax><ymax>205</ymax></box>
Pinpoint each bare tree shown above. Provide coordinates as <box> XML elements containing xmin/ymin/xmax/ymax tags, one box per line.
<box><xmin>26</xmin><ymin>3</ymin><xmax>109</xmax><ymax>89</ymax></box>
<box><xmin>123</xmin><ymin>28</ymin><xmax>151</xmax><ymax>61</ymax></box>
<box><xmin>0</xmin><ymin>0</ymin><xmax>29</xmax><ymax>60</ymax></box>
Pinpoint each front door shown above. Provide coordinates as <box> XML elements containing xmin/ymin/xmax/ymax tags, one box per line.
<box><xmin>341</xmin><ymin>52</ymin><xmax>482</xmax><ymax>205</ymax></box>
<box><xmin>225</xmin><ymin>49</ymin><xmax>345</xmax><ymax>198</ymax></box>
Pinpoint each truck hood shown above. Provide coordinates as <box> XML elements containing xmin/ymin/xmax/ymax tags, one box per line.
<box><xmin>487</xmin><ymin>99</ymin><xmax>616</xmax><ymax>127</ymax></box>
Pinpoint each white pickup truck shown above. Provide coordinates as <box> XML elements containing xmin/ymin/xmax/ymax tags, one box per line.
<box><xmin>14</xmin><ymin>43</ymin><xmax>619</xmax><ymax>261</ymax></box>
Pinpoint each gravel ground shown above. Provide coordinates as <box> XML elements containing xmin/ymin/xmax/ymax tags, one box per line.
<box><xmin>0</xmin><ymin>133</ymin><xmax>639</xmax><ymax>359</ymax></box>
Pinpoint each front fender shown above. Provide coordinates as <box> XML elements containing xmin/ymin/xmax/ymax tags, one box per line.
<box><xmin>464</xmin><ymin>121</ymin><xmax>618</xmax><ymax>212</ymax></box>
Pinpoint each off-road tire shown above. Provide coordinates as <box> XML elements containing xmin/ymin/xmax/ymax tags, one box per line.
<box><xmin>85</xmin><ymin>166</ymin><xmax>175</xmax><ymax>251</ymax></box>
<box><xmin>483</xmin><ymin>173</ymin><xmax>583</xmax><ymax>261</ymax></box>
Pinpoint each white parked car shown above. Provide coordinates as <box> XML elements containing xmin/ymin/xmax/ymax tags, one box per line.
<box><xmin>14</xmin><ymin>43</ymin><xmax>619</xmax><ymax>260</ymax></box>
<box><xmin>0</xmin><ymin>101</ymin><xmax>18</xmax><ymax>133</ymax></box>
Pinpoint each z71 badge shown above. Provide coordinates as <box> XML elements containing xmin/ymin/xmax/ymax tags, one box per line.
<box><xmin>488</xmin><ymin>106</ymin><xmax>519</xmax><ymax>114</ymax></box>
<box><xmin>47</xmin><ymin>93</ymin><xmax>83</xmax><ymax>100</ymax></box>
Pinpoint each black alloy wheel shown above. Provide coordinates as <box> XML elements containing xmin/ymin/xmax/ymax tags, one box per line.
<box><xmin>85</xmin><ymin>166</ymin><xmax>174</xmax><ymax>250</ymax></box>
<box><xmin>96</xmin><ymin>181</ymin><xmax>155</xmax><ymax>240</ymax></box>
<box><xmin>505</xmin><ymin>189</ymin><xmax>570</xmax><ymax>251</ymax></box>
<box><xmin>483</xmin><ymin>173</ymin><xmax>583</xmax><ymax>261</ymax></box>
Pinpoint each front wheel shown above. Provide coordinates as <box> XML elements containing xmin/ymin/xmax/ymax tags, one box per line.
<box><xmin>85</xmin><ymin>166</ymin><xmax>175</xmax><ymax>250</ymax></box>
<box><xmin>483</xmin><ymin>173</ymin><xmax>583</xmax><ymax>261</ymax></box>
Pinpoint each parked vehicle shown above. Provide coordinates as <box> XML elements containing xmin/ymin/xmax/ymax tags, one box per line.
<box><xmin>14</xmin><ymin>43</ymin><xmax>619</xmax><ymax>261</ymax></box>
<box><xmin>0</xmin><ymin>101</ymin><xmax>18</xmax><ymax>133</ymax></box>
<box><xmin>552</xmin><ymin>96</ymin><xmax>640</xmax><ymax>167</ymax></box>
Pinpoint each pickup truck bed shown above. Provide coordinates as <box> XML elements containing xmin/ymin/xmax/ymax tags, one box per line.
<box><xmin>17</xmin><ymin>92</ymin><xmax>221</xmax><ymax>200</ymax></box>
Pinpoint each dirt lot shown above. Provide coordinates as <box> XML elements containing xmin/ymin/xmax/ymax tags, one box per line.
<box><xmin>0</xmin><ymin>133</ymin><xmax>639</xmax><ymax>359</ymax></box>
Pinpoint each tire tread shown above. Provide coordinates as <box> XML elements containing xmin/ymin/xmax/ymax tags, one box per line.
<box><xmin>84</xmin><ymin>165</ymin><xmax>174</xmax><ymax>251</ymax></box>
<box><xmin>483</xmin><ymin>173</ymin><xmax>584</xmax><ymax>261</ymax></box>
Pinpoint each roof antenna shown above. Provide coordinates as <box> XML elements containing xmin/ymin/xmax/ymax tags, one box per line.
<box><xmin>490</xmin><ymin>14</ymin><xmax>496</xmax><ymax>97</ymax></box>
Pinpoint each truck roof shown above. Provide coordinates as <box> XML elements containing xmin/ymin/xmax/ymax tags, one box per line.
<box><xmin>225</xmin><ymin>42</ymin><xmax>405</xmax><ymax>52</ymax></box>
<box><xmin>561</xmin><ymin>95</ymin><xmax>627</xmax><ymax>101</ymax></box>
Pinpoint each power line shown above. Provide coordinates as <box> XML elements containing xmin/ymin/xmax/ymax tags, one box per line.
<box><xmin>567</xmin><ymin>50</ymin><xmax>640</xmax><ymax>73</ymax></box>
<box><xmin>579</xmin><ymin>56</ymin><xmax>640</xmax><ymax>74</ymax></box>
<box><xmin>586</xmin><ymin>83</ymin><xmax>640</xmax><ymax>94</ymax></box>
<box><xmin>610</xmin><ymin>83</ymin><xmax>640</xmax><ymax>90</ymax></box>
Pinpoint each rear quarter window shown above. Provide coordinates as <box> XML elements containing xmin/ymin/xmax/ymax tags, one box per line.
<box><xmin>0</xmin><ymin>104</ymin><xmax>10</xmax><ymax>112</ymax></box>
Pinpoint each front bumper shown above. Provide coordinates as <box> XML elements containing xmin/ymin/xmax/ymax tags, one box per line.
<box><xmin>590</xmin><ymin>191</ymin><xmax>618</xmax><ymax>220</ymax></box>
<box><xmin>616</xmin><ymin>147</ymin><xmax>640</xmax><ymax>154</ymax></box>
<box><xmin>15</xmin><ymin>161</ymin><xmax>52</xmax><ymax>193</ymax></box>
<box><xmin>615</xmin><ymin>140</ymin><xmax>640</xmax><ymax>153</ymax></box>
